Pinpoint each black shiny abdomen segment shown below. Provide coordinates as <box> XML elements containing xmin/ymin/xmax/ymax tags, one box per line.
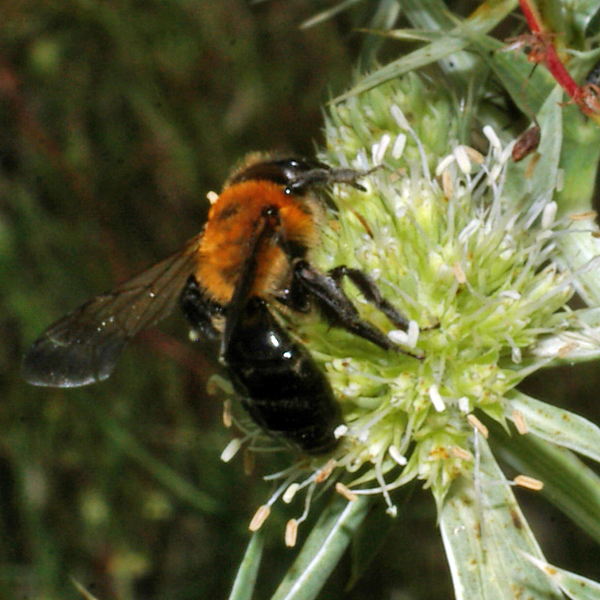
<box><xmin>223</xmin><ymin>298</ymin><xmax>341</xmax><ymax>454</ymax></box>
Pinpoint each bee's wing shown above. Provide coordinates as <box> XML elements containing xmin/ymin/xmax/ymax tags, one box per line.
<box><xmin>22</xmin><ymin>234</ymin><xmax>203</xmax><ymax>388</ymax></box>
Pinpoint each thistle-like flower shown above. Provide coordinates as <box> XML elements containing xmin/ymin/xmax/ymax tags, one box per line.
<box><xmin>226</xmin><ymin>74</ymin><xmax>600</xmax><ymax>598</ymax></box>
<box><xmin>269</xmin><ymin>75</ymin><xmax>589</xmax><ymax>513</ymax></box>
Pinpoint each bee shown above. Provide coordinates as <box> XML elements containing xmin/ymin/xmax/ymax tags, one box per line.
<box><xmin>22</xmin><ymin>154</ymin><xmax>414</xmax><ymax>454</ymax></box>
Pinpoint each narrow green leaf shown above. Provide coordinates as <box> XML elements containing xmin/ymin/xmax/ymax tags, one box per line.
<box><xmin>229</xmin><ymin>531</ymin><xmax>265</xmax><ymax>600</ymax></box>
<box><xmin>300</xmin><ymin>0</ymin><xmax>364</xmax><ymax>30</ymax></box>
<box><xmin>553</xmin><ymin>104</ymin><xmax>600</xmax><ymax>306</ymax></box>
<box><xmin>334</xmin><ymin>35</ymin><xmax>468</xmax><ymax>102</ymax></box>
<box><xmin>271</xmin><ymin>496</ymin><xmax>372</xmax><ymax>600</ymax></box>
<box><xmin>503</xmin><ymin>85</ymin><xmax>563</xmax><ymax>208</ymax></box>
<box><xmin>401</xmin><ymin>0</ymin><xmax>480</xmax><ymax>79</ymax></box>
<box><xmin>335</xmin><ymin>0</ymin><xmax>518</xmax><ymax>101</ymax></box>
<box><xmin>489</xmin><ymin>421</ymin><xmax>600</xmax><ymax>545</ymax></box>
<box><xmin>527</xmin><ymin>85</ymin><xmax>563</xmax><ymax>201</ymax></box>
<box><xmin>507</xmin><ymin>390</ymin><xmax>600</xmax><ymax>464</ymax></box>
<box><xmin>556</xmin><ymin>218</ymin><xmax>600</xmax><ymax>306</ymax></box>
<box><xmin>440</xmin><ymin>438</ymin><xmax>563</xmax><ymax>600</ymax></box>
<box><xmin>366</xmin><ymin>28</ymin><xmax>445</xmax><ymax>43</ymax></box>
<box><xmin>523</xmin><ymin>552</ymin><xmax>600</xmax><ymax>600</ymax></box>
<box><xmin>357</xmin><ymin>0</ymin><xmax>402</xmax><ymax>69</ymax></box>
<box><xmin>556</xmin><ymin>107</ymin><xmax>600</xmax><ymax>215</ymax></box>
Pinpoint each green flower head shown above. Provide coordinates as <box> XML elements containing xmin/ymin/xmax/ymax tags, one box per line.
<box><xmin>227</xmin><ymin>75</ymin><xmax>599</xmax><ymax>536</ymax></box>
<box><xmin>301</xmin><ymin>75</ymin><xmax>581</xmax><ymax>513</ymax></box>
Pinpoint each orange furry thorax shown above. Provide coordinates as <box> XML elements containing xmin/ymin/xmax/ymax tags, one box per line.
<box><xmin>195</xmin><ymin>179</ymin><xmax>320</xmax><ymax>304</ymax></box>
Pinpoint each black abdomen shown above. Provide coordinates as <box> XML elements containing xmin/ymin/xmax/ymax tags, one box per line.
<box><xmin>223</xmin><ymin>298</ymin><xmax>341</xmax><ymax>454</ymax></box>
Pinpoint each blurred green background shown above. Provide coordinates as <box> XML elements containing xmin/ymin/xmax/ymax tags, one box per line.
<box><xmin>2</xmin><ymin>1</ymin><xmax>600</xmax><ymax>599</ymax></box>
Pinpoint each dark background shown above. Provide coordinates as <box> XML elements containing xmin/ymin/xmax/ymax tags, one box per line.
<box><xmin>2</xmin><ymin>1</ymin><xmax>600</xmax><ymax>599</ymax></box>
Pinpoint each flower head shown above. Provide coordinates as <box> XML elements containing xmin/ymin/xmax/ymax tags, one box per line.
<box><xmin>219</xmin><ymin>76</ymin><xmax>597</xmax><ymax>539</ymax></box>
<box><xmin>287</xmin><ymin>76</ymin><xmax>587</xmax><ymax>513</ymax></box>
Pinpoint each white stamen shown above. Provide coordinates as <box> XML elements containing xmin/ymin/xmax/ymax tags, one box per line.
<box><xmin>206</xmin><ymin>190</ymin><xmax>219</xmax><ymax>204</ymax></box>
<box><xmin>406</xmin><ymin>320</ymin><xmax>420</xmax><ymax>347</ymax></box>
<box><xmin>458</xmin><ymin>396</ymin><xmax>470</xmax><ymax>413</ymax></box>
<box><xmin>357</xmin><ymin>429</ymin><xmax>369</xmax><ymax>443</ymax></box>
<box><xmin>392</xmin><ymin>133</ymin><xmax>407</xmax><ymax>159</ymax></box>
<box><xmin>335</xmin><ymin>482</ymin><xmax>358</xmax><ymax>501</ymax></box>
<box><xmin>391</xmin><ymin>104</ymin><xmax>431</xmax><ymax>180</ymax></box>
<box><xmin>390</xmin><ymin>104</ymin><xmax>409</xmax><ymax>129</ymax></box>
<box><xmin>453</xmin><ymin>262</ymin><xmax>467</xmax><ymax>284</ymax></box>
<box><xmin>512</xmin><ymin>409</ymin><xmax>529</xmax><ymax>435</ymax></box>
<box><xmin>467</xmin><ymin>414</ymin><xmax>489</xmax><ymax>438</ymax></box>
<box><xmin>570</xmin><ymin>210</ymin><xmax>597</xmax><ymax>221</ymax></box>
<box><xmin>458</xmin><ymin>219</ymin><xmax>480</xmax><ymax>244</ymax></box>
<box><xmin>429</xmin><ymin>384</ymin><xmax>446</xmax><ymax>412</ymax></box>
<box><xmin>334</xmin><ymin>424</ymin><xmax>348</xmax><ymax>439</ymax></box>
<box><xmin>541</xmin><ymin>201</ymin><xmax>557</xmax><ymax>229</ymax></box>
<box><xmin>436</xmin><ymin>154</ymin><xmax>456</xmax><ymax>176</ymax></box>
<box><xmin>499</xmin><ymin>290</ymin><xmax>521</xmax><ymax>301</ymax></box>
<box><xmin>536</xmin><ymin>230</ymin><xmax>553</xmax><ymax>242</ymax></box>
<box><xmin>489</xmin><ymin>163</ymin><xmax>503</xmax><ymax>182</ymax></box>
<box><xmin>454</xmin><ymin>145</ymin><xmax>471</xmax><ymax>174</ymax></box>
<box><xmin>388</xmin><ymin>320</ymin><xmax>419</xmax><ymax>348</ymax></box>
<box><xmin>449</xmin><ymin>445</ymin><xmax>473</xmax><ymax>461</ymax></box>
<box><xmin>343</xmin><ymin>382</ymin><xmax>361</xmax><ymax>397</ymax></box>
<box><xmin>388</xmin><ymin>329</ymin><xmax>409</xmax><ymax>345</ymax></box>
<box><xmin>483</xmin><ymin>125</ymin><xmax>502</xmax><ymax>152</ymax></box>
<box><xmin>442</xmin><ymin>170</ymin><xmax>453</xmax><ymax>198</ymax></box>
<box><xmin>248</xmin><ymin>505</ymin><xmax>271</xmax><ymax>531</ymax></box>
<box><xmin>464</xmin><ymin>146</ymin><xmax>484</xmax><ymax>164</ymax></box>
<box><xmin>372</xmin><ymin>134</ymin><xmax>391</xmax><ymax>165</ymax></box>
<box><xmin>513</xmin><ymin>475</ymin><xmax>544</xmax><ymax>491</ymax></box>
<box><xmin>220</xmin><ymin>438</ymin><xmax>243</xmax><ymax>463</ymax></box>
<box><xmin>511</xmin><ymin>346</ymin><xmax>522</xmax><ymax>364</ymax></box>
<box><xmin>283</xmin><ymin>483</ymin><xmax>300</xmax><ymax>504</ymax></box>
<box><xmin>500</xmin><ymin>142</ymin><xmax>515</xmax><ymax>165</ymax></box>
<box><xmin>222</xmin><ymin>400</ymin><xmax>232</xmax><ymax>428</ymax></box>
<box><xmin>296</xmin><ymin>480</ymin><xmax>317</xmax><ymax>525</ymax></box>
<box><xmin>388</xmin><ymin>445</ymin><xmax>407</xmax><ymax>466</ymax></box>
<box><xmin>285</xmin><ymin>519</ymin><xmax>298</xmax><ymax>547</ymax></box>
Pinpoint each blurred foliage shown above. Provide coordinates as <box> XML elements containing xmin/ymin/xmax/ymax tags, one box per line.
<box><xmin>1</xmin><ymin>1</ymin><xmax>364</xmax><ymax>598</ymax></box>
<box><xmin>3</xmin><ymin>1</ymin><xmax>600</xmax><ymax>599</ymax></box>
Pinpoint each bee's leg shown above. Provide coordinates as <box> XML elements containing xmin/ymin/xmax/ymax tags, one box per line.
<box><xmin>292</xmin><ymin>260</ymin><xmax>422</xmax><ymax>359</ymax></box>
<box><xmin>327</xmin><ymin>266</ymin><xmax>410</xmax><ymax>332</ymax></box>
<box><xmin>179</xmin><ymin>275</ymin><xmax>223</xmax><ymax>341</ymax></box>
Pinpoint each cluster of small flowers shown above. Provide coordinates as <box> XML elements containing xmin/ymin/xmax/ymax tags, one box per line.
<box><xmin>218</xmin><ymin>77</ymin><xmax>595</xmax><ymax>544</ymax></box>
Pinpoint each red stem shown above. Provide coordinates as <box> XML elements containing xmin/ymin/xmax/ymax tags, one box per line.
<box><xmin>518</xmin><ymin>0</ymin><xmax>593</xmax><ymax>114</ymax></box>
